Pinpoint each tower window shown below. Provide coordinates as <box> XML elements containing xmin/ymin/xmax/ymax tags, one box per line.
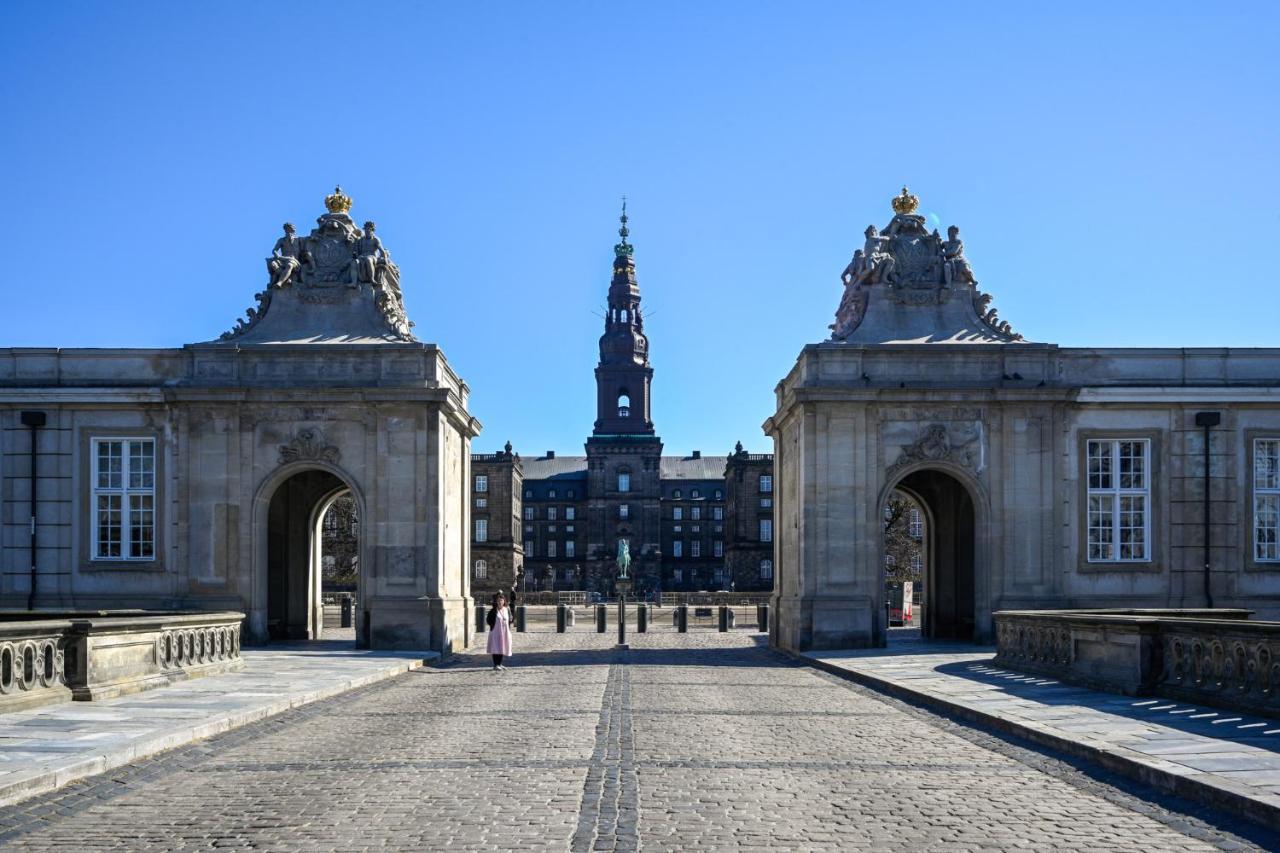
<box><xmin>618</xmin><ymin>470</ymin><xmax>631</xmax><ymax>493</ymax></box>
<box><xmin>617</xmin><ymin>392</ymin><xmax>631</xmax><ymax>418</ymax></box>
<box><xmin>620</xmin><ymin>309</ymin><xmax>629</xmax><ymax>323</ymax></box>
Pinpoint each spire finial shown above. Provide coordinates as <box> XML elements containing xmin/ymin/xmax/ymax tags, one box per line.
<box><xmin>614</xmin><ymin>196</ymin><xmax>633</xmax><ymax>258</ymax></box>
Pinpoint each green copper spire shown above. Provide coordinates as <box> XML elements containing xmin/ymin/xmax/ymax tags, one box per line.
<box><xmin>614</xmin><ymin>196</ymin><xmax>633</xmax><ymax>258</ymax></box>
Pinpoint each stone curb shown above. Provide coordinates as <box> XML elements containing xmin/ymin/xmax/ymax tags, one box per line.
<box><xmin>0</xmin><ymin>653</ymin><xmax>437</xmax><ymax>809</ymax></box>
<box><xmin>801</xmin><ymin>653</ymin><xmax>1280</xmax><ymax>835</ymax></box>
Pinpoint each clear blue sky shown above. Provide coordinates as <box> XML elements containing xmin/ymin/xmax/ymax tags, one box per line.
<box><xmin>2</xmin><ymin>3</ymin><xmax>1276</xmax><ymax>456</ymax></box>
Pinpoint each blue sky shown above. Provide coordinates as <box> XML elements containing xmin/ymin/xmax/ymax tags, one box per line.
<box><xmin>2</xmin><ymin>3</ymin><xmax>1276</xmax><ymax>455</ymax></box>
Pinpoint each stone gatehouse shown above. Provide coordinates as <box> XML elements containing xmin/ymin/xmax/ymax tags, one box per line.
<box><xmin>767</xmin><ymin>187</ymin><xmax>1280</xmax><ymax>652</ymax></box>
<box><xmin>0</xmin><ymin>189</ymin><xmax>479</xmax><ymax>652</ymax></box>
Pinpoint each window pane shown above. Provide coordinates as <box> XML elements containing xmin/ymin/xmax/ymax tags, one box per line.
<box><xmin>129</xmin><ymin>494</ymin><xmax>154</xmax><ymax>559</ymax></box>
<box><xmin>96</xmin><ymin>494</ymin><xmax>122</xmax><ymax>558</ymax></box>
<box><xmin>1118</xmin><ymin>441</ymin><xmax>1145</xmax><ymax>490</ymax></box>
<box><xmin>1257</xmin><ymin>495</ymin><xmax>1279</xmax><ymax>562</ymax></box>
<box><xmin>1087</xmin><ymin>440</ymin><xmax>1111</xmax><ymax>490</ymax></box>
<box><xmin>129</xmin><ymin>440</ymin><xmax>155</xmax><ymax>490</ymax></box>
<box><xmin>97</xmin><ymin>441</ymin><xmax>123</xmax><ymax>489</ymax></box>
<box><xmin>1258</xmin><ymin>440</ymin><xmax>1280</xmax><ymax>490</ymax></box>
<box><xmin>1118</xmin><ymin>494</ymin><xmax>1146</xmax><ymax>560</ymax></box>
<box><xmin>1087</xmin><ymin>494</ymin><xmax>1113</xmax><ymax>561</ymax></box>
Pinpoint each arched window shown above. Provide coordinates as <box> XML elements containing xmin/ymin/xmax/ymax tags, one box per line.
<box><xmin>617</xmin><ymin>392</ymin><xmax>631</xmax><ymax>418</ymax></box>
<box><xmin>673</xmin><ymin>489</ymin><xmax>682</xmax><ymax>499</ymax></box>
<box><xmin>714</xmin><ymin>489</ymin><xmax>723</xmax><ymax>501</ymax></box>
<box><xmin>617</xmin><ymin>469</ymin><xmax>631</xmax><ymax>493</ymax></box>
<box><xmin>759</xmin><ymin>559</ymin><xmax>773</xmax><ymax>580</ymax></box>
<box><xmin>475</xmin><ymin>559</ymin><xmax>488</xmax><ymax>579</ymax></box>
<box><xmin>691</xmin><ymin>489</ymin><xmax>701</xmax><ymax>499</ymax></box>
<box><xmin>620</xmin><ymin>309</ymin><xmax>629</xmax><ymax>323</ymax></box>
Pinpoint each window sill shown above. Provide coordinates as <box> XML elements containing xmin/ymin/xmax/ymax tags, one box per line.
<box><xmin>80</xmin><ymin>561</ymin><xmax>167</xmax><ymax>573</ymax></box>
<box><xmin>1077</xmin><ymin>561</ymin><xmax>1164</xmax><ymax>574</ymax></box>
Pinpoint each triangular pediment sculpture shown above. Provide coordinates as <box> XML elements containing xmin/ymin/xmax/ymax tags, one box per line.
<box><xmin>212</xmin><ymin>187</ymin><xmax>417</xmax><ymax>344</ymax></box>
<box><xmin>830</xmin><ymin>187</ymin><xmax>1026</xmax><ymax>344</ymax></box>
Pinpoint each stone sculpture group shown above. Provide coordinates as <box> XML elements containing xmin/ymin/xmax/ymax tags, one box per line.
<box><xmin>222</xmin><ymin>187</ymin><xmax>414</xmax><ymax>341</ymax></box>
<box><xmin>831</xmin><ymin>187</ymin><xmax>1020</xmax><ymax>341</ymax></box>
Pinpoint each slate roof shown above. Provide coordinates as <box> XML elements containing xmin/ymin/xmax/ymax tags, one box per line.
<box><xmin>521</xmin><ymin>456</ymin><xmax>588</xmax><ymax>480</ymax></box>
<box><xmin>519</xmin><ymin>454</ymin><xmax>738</xmax><ymax>483</ymax></box>
<box><xmin>659</xmin><ymin>456</ymin><xmax>728</xmax><ymax>480</ymax></box>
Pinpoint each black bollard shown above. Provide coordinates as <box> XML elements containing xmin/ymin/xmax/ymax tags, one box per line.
<box><xmin>757</xmin><ymin>603</ymin><xmax>769</xmax><ymax>633</ymax></box>
<box><xmin>515</xmin><ymin>604</ymin><xmax>527</xmax><ymax>632</ymax></box>
<box><xmin>677</xmin><ymin>604</ymin><xmax>688</xmax><ymax>633</ymax></box>
<box><xmin>340</xmin><ymin>594</ymin><xmax>353</xmax><ymax>628</ymax></box>
<box><xmin>618</xmin><ymin>595</ymin><xmax>627</xmax><ymax>647</ymax></box>
<box><xmin>476</xmin><ymin>604</ymin><xmax>487</xmax><ymax>633</ymax></box>
<box><xmin>596</xmin><ymin>603</ymin><xmax>607</xmax><ymax>633</ymax></box>
<box><xmin>556</xmin><ymin>604</ymin><xmax>567</xmax><ymax>633</ymax></box>
<box><xmin>637</xmin><ymin>603</ymin><xmax>648</xmax><ymax>633</ymax></box>
<box><xmin>718</xmin><ymin>605</ymin><xmax>729</xmax><ymax>632</ymax></box>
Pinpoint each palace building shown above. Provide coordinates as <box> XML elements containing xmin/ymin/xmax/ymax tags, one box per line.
<box><xmin>470</xmin><ymin>208</ymin><xmax>775</xmax><ymax>598</ymax></box>
<box><xmin>768</xmin><ymin>187</ymin><xmax>1280</xmax><ymax>651</ymax></box>
<box><xmin>0</xmin><ymin>189</ymin><xmax>479</xmax><ymax>652</ymax></box>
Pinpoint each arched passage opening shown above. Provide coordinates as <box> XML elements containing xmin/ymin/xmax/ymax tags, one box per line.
<box><xmin>887</xmin><ymin>468</ymin><xmax>976</xmax><ymax>642</ymax></box>
<box><xmin>265</xmin><ymin>468</ymin><xmax>360</xmax><ymax>643</ymax></box>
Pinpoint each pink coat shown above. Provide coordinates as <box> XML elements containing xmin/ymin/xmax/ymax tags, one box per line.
<box><xmin>486</xmin><ymin>606</ymin><xmax>512</xmax><ymax>656</ymax></box>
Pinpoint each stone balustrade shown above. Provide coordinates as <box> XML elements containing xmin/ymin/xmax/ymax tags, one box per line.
<box><xmin>0</xmin><ymin>611</ymin><xmax>244</xmax><ymax>711</ymax></box>
<box><xmin>0</xmin><ymin>620</ymin><xmax>72</xmax><ymax>713</ymax></box>
<box><xmin>993</xmin><ymin>609</ymin><xmax>1280</xmax><ymax>717</ymax></box>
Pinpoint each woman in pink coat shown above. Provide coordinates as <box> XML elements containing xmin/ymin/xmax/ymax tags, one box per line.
<box><xmin>486</xmin><ymin>593</ymin><xmax>512</xmax><ymax>670</ymax></box>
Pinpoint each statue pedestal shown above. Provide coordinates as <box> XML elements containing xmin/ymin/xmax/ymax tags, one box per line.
<box><xmin>615</xmin><ymin>579</ymin><xmax>633</xmax><ymax>597</ymax></box>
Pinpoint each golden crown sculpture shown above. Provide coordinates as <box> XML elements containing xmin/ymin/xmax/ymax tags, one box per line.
<box><xmin>324</xmin><ymin>185</ymin><xmax>353</xmax><ymax>214</ymax></box>
<box><xmin>891</xmin><ymin>185</ymin><xmax>919</xmax><ymax>215</ymax></box>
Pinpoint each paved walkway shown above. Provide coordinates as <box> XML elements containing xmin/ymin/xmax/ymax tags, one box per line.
<box><xmin>807</xmin><ymin>636</ymin><xmax>1280</xmax><ymax>834</ymax></box>
<box><xmin>0</xmin><ymin>632</ymin><xmax>1273</xmax><ymax>851</ymax></box>
<box><xmin>0</xmin><ymin>640</ymin><xmax>435</xmax><ymax>808</ymax></box>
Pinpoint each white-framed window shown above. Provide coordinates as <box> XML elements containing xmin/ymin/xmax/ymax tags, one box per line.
<box><xmin>759</xmin><ymin>474</ymin><xmax>773</xmax><ymax>493</ymax></box>
<box><xmin>691</xmin><ymin>540</ymin><xmax>702</xmax><ymax>558</ymax></box>
<box><xmin>759</xmin><ymin>519</ymin><xmax>773</xmax><ymax>542</ymax></box>
<box><xmin>567</xmin><ymin>489</ymin><xmax>575</xmax><ymax>499</ymax></box>
<box><xmin>565</xmin><ymin>524</ymin><xmax>575</xmax><ymax>534</ymax></box>
<box><xmin>673</xmin><ymin>524</ymin><xmax>682</xmax><ymax>533</ymax></box>
<box><xmin>524</xmin><ymin>524</ymin><xmax>533</xmax><ymax>534</ymax></box>
<box><xmin>760</xmin><ymin>497</ymin><xmax>772</xmax><ymax>508</ymax></box>
<box><xmin>475</xmin><ymin>475</ymin><xmax>488</xmax><ymax>493</ymax></box>
<box><xmin>549</xmin><ymin>489</ymin><xmax>557</xmax><ymax>499</ymax></box>
<box><xmin>548</xmin><ymin>506</ymin><xmax>558</xmax><ymax>521</ymax></box>
<box><xmin>713</xmin><ymin>568</ymin><xmax>726</xmax><ymax>585</ymax></box>
<box><xmin>565</xmin><ymin>540</ymin><xmax>576</xmax><ymax>558</ymax></box>
<box><xmin>524</xmin><ymin>507</ymin><xmax>534</xmax><ymax>520</ymax></box>
<box><xmin>691</xmin><ymin>506</ymin><xmax>701</xmax><ymax>521</ymax></box>
<box><xmin>673</xmin><ymin>568</ymin><xmax>683</xmax><ymax>583</ymax></box>
<box><xmin>714</xmin><ymin>490</ymin><xmax>723</xmax><ymax>501</ymax></box>
<box><xmin>475</xmin><ymin>559</ymin><xmax>488</xmax><ymax>579</ymax></box>
<box><xmin>1086</xmin><ymin>439</ymin><xmax>1150</xmax><ymax>562</ymax></box>
<box><xmin>760</xmin><ymin>559</ymin><xmax>773</xmax><ymax>579</ymax></box>
<box><xmin>909</xmin><ymin>509</ymin><xmax>923</xmax><ymax>538</ymax></box>
<box><xmin>911</xmin><ymin>553</ymin><xmax>924</xmax><ymax>573</ymax></box>
<box><xmin>1255</xmin><ymin>438</ymin><xmax>1280</xmax><ymax>562</ymax></box>
<box><xmin>673</xmin><ymin>507</ymin><xmax>683</xmax><ymax>521</ymax></box>
<box><xmin>618</xmin><ymin>471</ymin><xmax>631</xmax><ymax>492</ymax></box>
<box><xmin>672</xmin><ymin>541</ymin><xmax>683</xmax><ymax>558</ymax></box>
<box><xmin>524</xmin><ymin>489</ymin><xmax>533</xmax><ymax>499</ymax></box>
<box><xmin>474</xmin><ymin>518</ymin><xmax>488</xmax><ymax>542</ymax></box>
<box><xmin>566</xmin><ymin>506</ymin><xmax>575</xmax><ymax>521</ymax></box>
<box><xmin>713</xmin><ymin>506</ymin><xmax>723</xmax><ymax>521</ymax></box>
<box><xmin>92</xmin><ymin>438</ymin><xmax>156</xmax><ymax>560</ymax></box>
<box><xmin>691</xmin><ymin>525</ymin><xmax>700</xmax><ymax>533</ymax></box>
<box><xmin>547</xmin><ymin>540</ymin><xmax>557</xmax><ymax>558</ymax></box>
<box><xmin>548</xmin><ymin>524</ymin><xmax>557</xmax><ymax>532</ymax></box>
<box><xmin>713</xmin><ymin>540</ymin><xmax>723</xmax><ymax>557</ymax></box>
<box><xmin>691</xmin><ymin>489</ymin><xmax>701</xmax><ymax>499</ymax></box>
<box><xmin>475</xmin><ymin>497</ymin><xmax>487</xmax><ymax>508</ymax></box>
<box><xmin>619</xmin><ymin>503</ymin><xmax>630</xmax><ymax>519</ymax></box>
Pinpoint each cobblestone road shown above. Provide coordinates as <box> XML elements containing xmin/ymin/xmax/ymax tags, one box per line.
<box><xmin>0</xmin><ymin>632</ymin><xmax>1274</xmax><ymax>851</ymax></box>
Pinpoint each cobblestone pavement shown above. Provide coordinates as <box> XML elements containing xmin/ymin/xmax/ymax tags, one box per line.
<box><xmin>0</xmin><ymin>632</ymin><xmax>1275</xmax><ymax>851</ymax></box>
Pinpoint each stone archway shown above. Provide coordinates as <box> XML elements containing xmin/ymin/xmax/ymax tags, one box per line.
<box><xmin>251</xmin><ymin>464</ymin><xmax>365</xmax><ymax>645</ymax></box>
<box><xmin>886</xmin><ymin>468</ymin><xmax>977</xmax><ymax>641</ymax></box>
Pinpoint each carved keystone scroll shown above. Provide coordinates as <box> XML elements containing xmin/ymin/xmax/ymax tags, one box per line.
<box><xmin>278</xmin><ymin>427</ymin><xmax>341</xmax><ymax>466</ymax></box>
